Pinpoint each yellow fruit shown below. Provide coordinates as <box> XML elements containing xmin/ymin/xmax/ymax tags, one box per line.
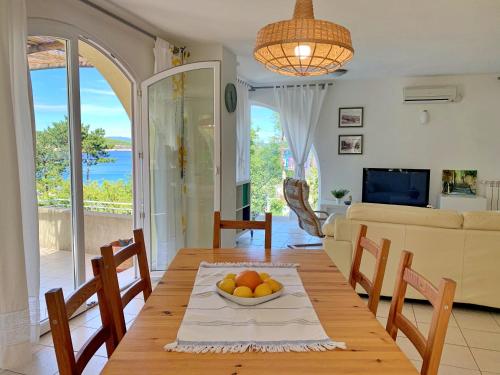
<box><xmin>259</xmin><ymin>272</ymin><xmax>270</xmax><ymax>281</ymax></box>
<box><xmin>224</xmin><ymin>273</ymin><xmax>236</xmax><ymax>280</ymax></box>
<box><xmin>254</xmin><ymin>283</ymin><xmax>272</xmax><ymax>297</ymax></box>
<box><xmin>218</xmin><ymin>278</ymin><xmax>236</xmax><ymax>294</ymax></box>
<box><xmin>233</xmin><ymin>286</ymin><xmax>253</xmax><ymax>298</ymax></box>
<box><xmin>265</xmin><ymin>278</ymin><xmax>282</xmax><ymax>293</ymax></box>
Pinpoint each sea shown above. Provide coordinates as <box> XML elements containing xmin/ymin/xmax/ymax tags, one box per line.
<box><xmin>82</xmin><ymin>150</ymin><xmax>132</xmax><ymax>184</ymax></box>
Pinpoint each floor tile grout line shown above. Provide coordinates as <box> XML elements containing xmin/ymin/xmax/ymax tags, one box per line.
<box><xmin>454</xmin><ymin>310</ymin><xmax>483</xmax><ymax>372</ymax></box>
<box><xmin>458</xmin><ymin>326</ymin><xmax>500</xmax><ymax>335</ymax></box>
<box><xmin>411</xmin><ymin>356</ymin><xmax>487</xmax><ymax>373</ymax></box>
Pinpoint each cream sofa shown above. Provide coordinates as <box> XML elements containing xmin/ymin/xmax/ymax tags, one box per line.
<box><xmin>322</xmin><ymin>203</ymin><xmax>500</xmax><ymax>308</ymax></box>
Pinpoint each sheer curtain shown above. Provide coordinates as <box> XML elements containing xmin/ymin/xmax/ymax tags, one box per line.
<box><xmin>236</xmin><ymin>78</ymin><xmax>251</xmax><ymax>183</ymax></box>
<box><xmin>0</xmin><ymin>0</ymin><xmax>40</xmax><ymax>368</ymax></box>
<box><xmin>150</xmin><ymin>38</ymin><xmax>182</xmax><ymax>269</ymax></box>
<box><xmin>274</xmin><ymin>84</ymin><xmax>327</xmax><ymax>179</ymax></box>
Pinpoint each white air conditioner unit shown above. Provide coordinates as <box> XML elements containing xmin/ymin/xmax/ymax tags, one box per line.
<box><xmin>403</xmin><ymin>86</ymin><xmax>458</xmax><ymax>103</ymax></box>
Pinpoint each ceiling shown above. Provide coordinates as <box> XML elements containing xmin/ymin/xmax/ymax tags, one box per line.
<box><xmin>106</xmin><ymin>0</ymin><xmax>500</xmax><ymax>84</ymax></box>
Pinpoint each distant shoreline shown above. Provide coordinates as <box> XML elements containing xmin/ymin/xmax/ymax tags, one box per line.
<box><xmin>105</xmin><ymin>148</ymin><xmax>132</xmax><ymax>152</ymax></box>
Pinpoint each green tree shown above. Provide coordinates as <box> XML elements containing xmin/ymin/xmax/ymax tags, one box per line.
<box><xmin>35</xmin><ymin>118</ymin><xmax>124</xmax><ymax>211</ymax></box>
<box><xmin>250</xmin><ymin>121</ymin><xmax>284</xmax><ymax>216</ymax></box>
<box><xmin>249</xmin><ymin>107</ymin><xmax>320</xmax><ymax>217</ymax></box>
<box><xmin>306</xmin><ymin>161</ymin><xmax>319</xmax><ymax>209</ymax></box>
<box><xmin>35</xmin><ymin>119</ymin><xmax>70</xmax><ymax>194</ymax></box>
<box><xmin>83</xmin><ymin>179</ymin><xmax>133</xmax><ymax>214</ymax></box>
<box><xmin>81</xmin><ymin>124</ymin><xmax>114</xmax><ymax>182</ymax></box>
<box><xmin>35</xmin><ymin>118</ymin><xmax>114</xmax><ymax>185</ymax></box>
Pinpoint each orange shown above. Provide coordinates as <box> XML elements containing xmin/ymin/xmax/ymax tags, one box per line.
<box><xmin>235</xmin><ymin>270</ymin><xmax>262</xmax><ymax>291</ymax></box>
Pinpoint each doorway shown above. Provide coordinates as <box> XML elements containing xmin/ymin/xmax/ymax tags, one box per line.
<box><xmin>141</xmin><ymin>62</ymin><xmax>221</xmax><ymax>270</ymax></box>
<box><xmin>28</xmin><ymin>35</ymin><xmax>134</xmax><ymax>322</ymax></box>
<box><xmin>249</xmin><ymin>104</ymin><xmax>320</xmax><ymax>217</ymax></box>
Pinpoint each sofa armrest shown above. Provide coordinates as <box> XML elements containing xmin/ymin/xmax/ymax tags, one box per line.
<box><xmin>322</xmin><ymin>214</ymin><xmax>337</xmax><ymax>236</ymax></box>
<box><xmin>321</xmin><ymin>214</ymin><xmax>351</xmax><ymax>240</ymax></box>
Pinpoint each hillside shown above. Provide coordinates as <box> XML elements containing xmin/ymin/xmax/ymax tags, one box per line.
<box><xmin>106</xmin><ymin>137</ymin><xmax>132</xmax><ymax>149</ymax></box>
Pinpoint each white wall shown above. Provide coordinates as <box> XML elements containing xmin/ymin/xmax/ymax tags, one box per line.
<box><xmin>250</xmin><ymin>74</ymin><xmax>500</xmax><ymax>207</ymax></box>
<box><xmin>316</xmin><ymin>74</ymin><xmax>500</xmax><ymax>207</ymax></box>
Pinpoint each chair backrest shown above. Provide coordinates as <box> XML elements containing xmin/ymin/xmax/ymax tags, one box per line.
<box><xmin>45</xmin><ymin>257</ymin><xmax>117</xmax><ymax>375</ymax></box>
<box><xmin>100</xmin><ymin>228</ymin><xmax>152</xmax><ymax>341</ymax></box>
<box><xmin>283</xmin><ymin>178</ymin><xmax>323</xmax><ymax>238</ymax></box>
<box><xmin>213</xmin><ymin>211</ymin><xmax>272</xmax><ymax>249</ymax></box>
<box><xmin>348</xmin><ymin>224</ymin><xmax>391</xmax><ymax>315</ymax></box>
<box><xmin>386</xmin><ymin>251</ymin><xmax>456</xmax><ymax>375</ymax></box>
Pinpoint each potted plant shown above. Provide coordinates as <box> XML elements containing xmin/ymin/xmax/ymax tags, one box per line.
<box><xmin>331</xmin><ymin>189</ymin><xmax>349</xmax><ymax>205</ymax></box>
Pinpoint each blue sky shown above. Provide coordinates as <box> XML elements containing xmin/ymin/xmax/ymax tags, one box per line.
<box><xmin>251</xmin><ymin>105</ymin><xmax>280</xmax><ymax>142</ymax></box>
<box><xmin>30</xmin><ymin>67</ymin><xmax>131</xmax><ymax>138</ymax></box>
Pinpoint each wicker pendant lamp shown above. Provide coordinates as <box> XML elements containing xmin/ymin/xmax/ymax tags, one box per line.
<box><xmin>254</xmin><ymin>0</ymin><xmax>354</xmax><ymax>77</ymax></box>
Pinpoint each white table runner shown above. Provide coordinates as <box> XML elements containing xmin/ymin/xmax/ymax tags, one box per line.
<box><xmin>164</xmin><ymin>262</ymin><xmax>346</xmax><ymax>353</ymax></box>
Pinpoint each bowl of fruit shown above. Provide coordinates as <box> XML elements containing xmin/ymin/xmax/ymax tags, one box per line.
<box><xmin>216</xmin><ymin>270</ymin><xmax>284</xmax><ymax>306</ymax></box>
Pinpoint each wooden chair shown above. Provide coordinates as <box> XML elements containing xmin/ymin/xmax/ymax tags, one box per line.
<box><xmin>45</xmin><ymin>257</ymin><xmax>118</xmax><ymax>375</ymax></box>
<box><xmin>213</xmin><ymin>211</ymin><xmax>272</xmax><ymax>249</ymax></box>
<box><xmin>348</xmin><ymin>224</ymin><xmax>391</xmax><ymax>315</ymax></box>
<box><xmin>100</xmin><ymin>228</ymin><xmax>153</xmax><ymax>341</ymax></box>
<box><xmin>386</xmin><ymin>251</ymin><xmax>456</xmax><ymax>375</ymax></box>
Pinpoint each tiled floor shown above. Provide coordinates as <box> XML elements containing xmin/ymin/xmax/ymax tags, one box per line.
<box><xmin>39</xmin><ymin>249</ymin><xmax>136</xmax><ymax>321</ymax></box>
<box><xmin>236</xmin><ymin>215</ymin><xmax>322</xmax><ymax>249</ymax></box>
<box><xmin>4</xmin><ymin>216</ymin><xmax>500</xmax><ymax>375</ymax></box>
<box><xmin>374</xmin><ymin>299</ymin><xmax>500</xmax><ymax>374</ymax></box>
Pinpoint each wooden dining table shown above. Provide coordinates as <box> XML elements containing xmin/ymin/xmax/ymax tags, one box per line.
<box><xmin>102</xmin><ymin>248</ymin><xmax>419</xmax><ymax>374</ymax></box>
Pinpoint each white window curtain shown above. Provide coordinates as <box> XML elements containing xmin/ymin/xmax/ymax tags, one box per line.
<box><xmin>274</xmin><ymin>84</ymin><xmax>327</xmax><ymax>179</ymax></box>
<box><xmin>236</xmin><ymin>78</ymin><xmax>251</xmax><ymax>183</ymax></box>
<box><xmin>150</xmin><ymin>38</ymin><xmax>182</xmax><ymax>268</ymax></box>
<box><xmin>153</xmin><ymin>37</ymin><xmax>171</xmax><ymax>74</ymax></box>
<box><xmin>0</xmin><ymin>0</ymin><xmax>40</xmax><ymax>368</ymax></box>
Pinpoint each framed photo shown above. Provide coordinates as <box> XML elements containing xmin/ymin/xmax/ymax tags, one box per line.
<box><xmin>442</xmin><ymin>170</ymin><xmax>477</xmax><ymax>195</ymax></box>
<box><xmin>338</xmin><ymin>135</ymin><xmax>363</xmax><ymax>155</ymax></box>
<box><xmin>339</xmin><ymin>107</ymin><xmax>364</xmax><ymax>128</ymax></box>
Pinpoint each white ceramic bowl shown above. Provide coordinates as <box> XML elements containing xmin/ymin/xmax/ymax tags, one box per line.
<box><xmin>216</xmin><ymin>284</ymin><xmax>284</xmax><ymax>306</ymax></box>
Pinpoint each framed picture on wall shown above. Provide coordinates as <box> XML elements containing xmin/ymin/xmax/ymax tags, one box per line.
<box><xmin>338</xmin><ymin>135</ymin><xmax>363</xmax><ymax>155</ymax></box>
<box><xmin>339</xmin><ymin>107</ymin><xmax>364</xmax><ymax>127</ymax></box>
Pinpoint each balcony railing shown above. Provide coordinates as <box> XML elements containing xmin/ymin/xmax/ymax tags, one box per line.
<box><xmin>38</xmin><ymin>198</ymin><xmax>133</xmax><ymax>215</ymax></box>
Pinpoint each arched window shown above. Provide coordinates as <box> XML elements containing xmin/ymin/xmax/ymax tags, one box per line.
<box><xmin>28</xmin><ymin>34</ymin><xmax>134</xmax><ymax>323</ymax></box>
<box><xmin>250</xmin><ymin>104</ymin><xmax>320</xmax><ymax>216</ymax></box>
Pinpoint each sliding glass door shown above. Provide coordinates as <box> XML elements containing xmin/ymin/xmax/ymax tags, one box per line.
<box><xmin>142</xmin><ymin>62</ymin><xmax>221</xmax><ymax>270</ymax></box>
<box><xmin>28</xmin><ymin>33</ymin><xmax>134</xmax><ymax>322</ymax></box>
<box><xmin>29</xmin><ymin>36</ymin><xmax>76</xmax><ymax>321</ymax></box>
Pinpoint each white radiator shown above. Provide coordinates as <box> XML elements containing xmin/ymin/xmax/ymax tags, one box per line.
<box><xmin>480</xmin><ymin>180</ymin><xmax>500</xmax><ymax>211</ymax></box>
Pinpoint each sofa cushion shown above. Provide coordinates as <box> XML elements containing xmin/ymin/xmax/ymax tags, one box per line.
<box><xmin>347</xmin><ymin>203</ymin><xmax>463</xmax><ymax>229</ymax></box>
<box><xmin>463</xmin><ymin>211</ymin><xmax>500</xmax><ymax>231</ymax></box>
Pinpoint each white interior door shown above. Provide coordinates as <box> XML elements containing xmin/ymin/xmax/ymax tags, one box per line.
<box><xmin>140</xmin><ymin>61</ymin><xmax>221</xmax><ymax>270</ymax></box>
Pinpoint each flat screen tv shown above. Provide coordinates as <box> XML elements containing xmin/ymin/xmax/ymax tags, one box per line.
<box><xmin>362</xmin><ymin>168</ymin><xmax>430</xmax><ymax>207</ymax></box>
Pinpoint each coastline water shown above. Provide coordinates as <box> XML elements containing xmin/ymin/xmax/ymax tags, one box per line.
<box><xmin>75</xmin><ymin>149</ymin><xmax>132</xmax><ymax>184</ymax></box>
